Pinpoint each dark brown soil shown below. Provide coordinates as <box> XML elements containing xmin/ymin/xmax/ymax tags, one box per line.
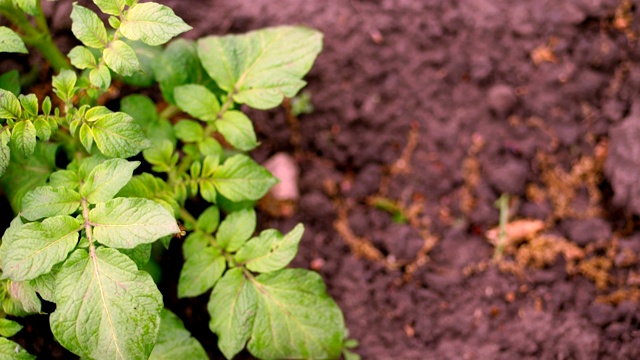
<box><xmin>5</xmin><ymin>0</ymin><xmax>640</xmax><ymax>359</ymax></box>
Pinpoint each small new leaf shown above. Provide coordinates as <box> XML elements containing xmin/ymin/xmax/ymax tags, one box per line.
<box><xmin>68</xmin><ymin>46</ymin><xmax>97</xmax><ymax>69</ymax></box>
<box><xmin>213</xmin><ymin>155</ymin><xmax>278</xmax><ymax>202</ymax></box>
<box><xmin>52</xmin><ymin>70</ymin><xmax>77</xmax><ymax>103</ymax></box>
<box><xmin>174</xmin><ymin>120</ymin><xmax>203</xmax><ymax>143</ymax></box>
<box><xmin>104</xmin><ymin>40</ymin><xmax>141</xmax><ymax>76</ymax></box>
<box><xmin>0</xmin><ymin>318</ymin><xmax>23</xmax><ymax>337</ymax></box>
<box><xmin>80</xmin><ymin>158</ymin><xmax>139</xmax><ymax>204</ymax></box>
<box><xmin>178</xmin><ymin>247</ymin><xmax>225</xmax><ymax>298</ymax></box>
<box><xmin>11</xmin><ymin>120</ymin><xmax>37</xmax><ymax>159</ymax></box>
<box><xmin>18</xmin><ymin>94</ymin><xmax>38</xmax><ymax>117</ymax></box>
<box><xmin>70</xmin><ymin>4</ymin><xmax>108</xmax><ymax>49</ymax></box>
<box><xmin>90</xmin><ymin>197</ymin><xmax>179</xmax><ymax>248</ymax></box>
<box><xmin>234</xmin><ymin>224</ymin><xmax>304</xmax><ymax>273</ymax></box>
<box><xmin>93</xmin><ymin>0</ymin><xmax>126</xmax><ymax>16</ymax></box>
<box><xmin>90</xmin><ymin>64</ymin><xmax>112</xmax><ymax>90</ymax></box>
<box><xmin>197</xmin><ymin>205</ymin><xmax>220</xmax><ymax>234</ymax></box>
<box><xmin>51</xmin><ymin>248</ymin><xmax>163</xmax><ymax>360</ymax></box>
<box><xmin>21</xmin><ymin>186</ymin><xmax>81</xmax><ymax>221</ymax></box>
<box><xmin>0</xmin><ymin>26</ymin><xmax>28</xmax><ymax>54</ymax></box>
<box><xmin>0</xmin><ymin>88</ymin><xmax>21</xmax><ymax>119</ymax></box>
<box><xmin>216</xmin><ymin>208</ymin><xmax>256</xmax><ymax>252</ymax></box>
<box><xmin>217</xmin><ymin>110</ymin><xmax>258</xmax><ymax>151</ymax></box>
<box><xmin>1</xmin><ymin>215</ymin><xmax>81</xmax><ymax>281</ymax></box>
<box><xmin>174</xmin><ymin>84</ymin><xmax>220</xmax><ymax>122</ymax></box>
<box><xmin>120</xmin><ymin>3</ymin><xmax>192</xmax><ymax>46</ymax></box>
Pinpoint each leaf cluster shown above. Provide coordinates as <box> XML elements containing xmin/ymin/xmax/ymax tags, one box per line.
<box><xmin>0</xmin><ymin>1</ymin><xmax>354</xmax><ymax>359</ymax></box>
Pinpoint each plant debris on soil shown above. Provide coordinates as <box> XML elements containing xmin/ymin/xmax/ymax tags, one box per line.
<box><xmin>3</xmin><ymin>0</ymin><xmax>640</xmax><ymax>359</ymax></box>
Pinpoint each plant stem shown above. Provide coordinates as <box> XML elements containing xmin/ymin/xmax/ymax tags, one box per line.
<box><xmin>160</xmin><ymin>104</ymin><xmax>181</xmax><ymax>119</ymax></box>
<box><xmin>493</xmin><ymin>193</ymin><xmax>510</xmax><ymax>260</ymax></box>
<box><xmin>179</xmin><ymin>207</ymin><xmax>197</xmax><ymax>230</ymax></box>
<box><xmin>81</xmin><ymin>198</ymin><xmax>97</xmax><ymax>257</ymax></box>
<box><xmin>0</xmin><ymin>5</ymin><xmax>71</xmax><ymax>72</ymax></box>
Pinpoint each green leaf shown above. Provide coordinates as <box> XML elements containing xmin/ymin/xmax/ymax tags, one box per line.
<box><xmin>0</xmin><ymin>70</ymin><xmax>20</xmax><ymax>96</ymax></box>
<box><xmin>90</xmin><ymin>197</ymin><xmax>179</xmax><ymax>248</ymax></box>
<box><xmin>217</xmin><ymin>110</ymin><xmax>258</xmax><ymax>151</ymax></box>
<box><xmin>93</xmin><ymin>0</ymin><xmax>126</xmax><ymax>16</ymax></box>
<box><xmin>0</xmin><ymin>130</ymin><xmax>9</xmax><ymax>177</ymax></box>
<box><xmin>120</xmin><ymin>2</ymin><xmax>191</xmax><ymax>46</ymax></box>
<box><xmin>91</xmin><ymin>112</ymin><xmax>150</xmax><ymax>157</ymax></box>
<box><xmin>0</xmin><ymin>319</ymin><xmax>22</xmax><ymax>337</ymax></box>
<box><xmin>152</xmin><ymin>39</ymin><xmax>204</xmax><ymax>104</ymax></box>
<box><xmin>34</xmin><ymin>118</ymin><xmax>52</xmax><ymax>141</ymax></box>
<box><xmin>51</xmin><ymin>248</ymin><xmax>163</xmax><ymax>360</ymax></box>
<box><xmin>174</xmin><ymin>85</ymin><xmax>220</xmax><ymax>122</ymax></box>
<box><xmin>118</xmin><ymin>243</ymin><xmax>152</xmax><ymax>269</ymax></box>
<box><xmin>1</xmin><ymin>215</ymin><xmax>81</xmax><ymax>281</ymax></box>
<box><xmin>0</xmin><ymin>143</ymin><xmax>57</xmax><ymax>212</ymax></box>
<box><xmin>118</xmin><ymin>39</ymin><xmax>162</xmax><ymax>87</ymax></box>
<box><xmin>80</xmin><ymin>158</ymin><xmax>139</xmax><ymax>204</ymax></box>
<box><xmin>0</xmin><ymin>88</ymin><xmax>21</xmax><ymax>119</ymax></box>
<box><xmin>213</xmin><ymin>154</ymin><xmax>277</xmax><ymax>202</ymax></box>
<box><xmin>248</xmin><ymin>269</ymin><xmax>345</xmax><ymax>359</ymax></box>
<box><xmin>11</xmin><ymin>121</ymin><xmax>37</xmax><ymax>160</ymax></box>
<box><xmin>174</xmin><ymin>119</ymin><xmax>203</xmax><ymax>143</ymax></box>
<box><xmin>0</xmin><ymin>27</ymin><xmax>27</xmax><ymax>54</ymax></box>
<box><xmin>117</xmin><ymin>173</ymin><xmax>179</xmax><ymax>216</ymax></box>
<box><xmin>49</xmin><ymin>170</ymin><xmax>79</xmax><ymax>190</ymax></box>
<box><xmin>68</xmin><ymin>45</ymin><xmax>97</xmax><ymax>69</ymax></box>
<box><xmin>52</xmin><ymin>70</ymin><xmax>77</xmax><ymax>103</ymax></box>
<box><xmin>70</xmin><ymin>4</ymin><xmax>108</xmax><ymax>49</ymax></box>
<box><xmin>90</xmin><ymin>63</ymin><xmax>112</xmax><ymax>90</ymax></box>
<box><xmin>198</xmin><ymin>26</ymin><xmax>322</xmax><ymax>109</ymax></box>
<box><xmin>0</xmin><ymin>337</ymin><xmax>34</xmax><ymax>359</ymax></box>
<box><xmin>79</xmin><ymin>123</ymin><xmax>94</xmax><ymax>152</ymax></box>
<box><xmin>29</xmin><ymin>268</ymin><xmax>57</xmax><ymax>302</ymax></box>
<box><xmin>178</xmin><ymin>247</ymin><xmax>225</xmax><ymax>298</ymax></box>
<box><xmin>120</xmin><ymin>94</ymin><xmax>156</xmax><ymax>127</ymax></box>
<box><xmin>14</xmin><ymin>0</ymin><xmax>38</xmax><ymax>15</ymax></box>
<box><xmin>142</xmin><ymin>139</ymin><xmax>174</xmax><ymax>172</ymax></box>
<box><xmin>18</xmin><ymin>94</ymin><xmax>37</xmax><ymax>117</ymax></box>
<box><xmin>235</xmin><ymin>224</ymin><xmax>303</xmax><ymax>273</ymax></box>
<box><xmin>21</xmin><ymin>186</ymin><xmax>81</xmax><ymax>221</ymax></box>
<box><xmin>216</xmin><ymin>208</ymin><xmax>255</xmax><ymax>252</ymax></box>
<box><xmin>199</xmin><ymin>180</ymin><xmax>217</xmax><ymax>203</ymax></box>
<box><xmin>121</xmin><ymin>94</ymin><xmax>175</xmax><ymax>144</ymax></box>
<box><xmin>344</xmin><ymin>349</ymin><xmax>362</xmax><ymax>360</ymax></box>
<box><xmin>199</xmin><ymin>138</ymin><xmax>223</xmax><ymax>158</ymax></box>
<box><xmin>207</xmin><ymin>268</ymin><xmax>257</xmax><ymax>359</ymax></box>
<box><xmin>104</xmin><ymin>40</ymin><xmax>141</xmax><ymax>76</ymax></box>
<box><xmin>150</xmin><ymin>309</ymin><xmax>208</xmax><ymax>360</ymax></box>
<box><xmin>182</xmin><ymin>231</ymin><xmax>211</xmax><ymax>260</ymax></box>
<box><xmin>5</xmin><ymin>280</ymin><xmax>41</xmax><ymax>315</ymax></box>
<box><xmin>197</xmin><ymin>205</ymin><xmax>219</xmax><ymax>234</ymax></box>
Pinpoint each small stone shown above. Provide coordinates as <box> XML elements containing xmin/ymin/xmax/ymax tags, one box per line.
<box><xmin>263</xmin><ymin>153</ymin><xmax>299</xmax><ymax>201</ymax></box>
<box><xmin>487</xmin><ymin>84</ymin><xmax>517</xmax><ymax>117</ymax></box>
<box><xmin>588</xmin><ymin>303</ymin><xmax>617</xmax><ymax>327</ymax></box>
<box><xmin>562</xmin><ymin>218</ymin><xmax>611</xmax><ymax>246</ymax></box>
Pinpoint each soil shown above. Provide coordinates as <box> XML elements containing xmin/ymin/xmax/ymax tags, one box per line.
<box><xmin>3</xmin><ymin>0</ymin><xmax>640</xmax><ymax>359</ymax></box>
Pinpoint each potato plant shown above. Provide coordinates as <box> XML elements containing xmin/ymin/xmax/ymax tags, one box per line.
<box><xmin>0</xmin><ymin>1</ymin><xmax>349</xmax><ymax>359</ymax></box>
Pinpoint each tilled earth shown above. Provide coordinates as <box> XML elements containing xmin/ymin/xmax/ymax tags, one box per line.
<box><xmin>5</xmin><ymin>0</ymin><xmax>640</xmax><ymax>359</ymax></box>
